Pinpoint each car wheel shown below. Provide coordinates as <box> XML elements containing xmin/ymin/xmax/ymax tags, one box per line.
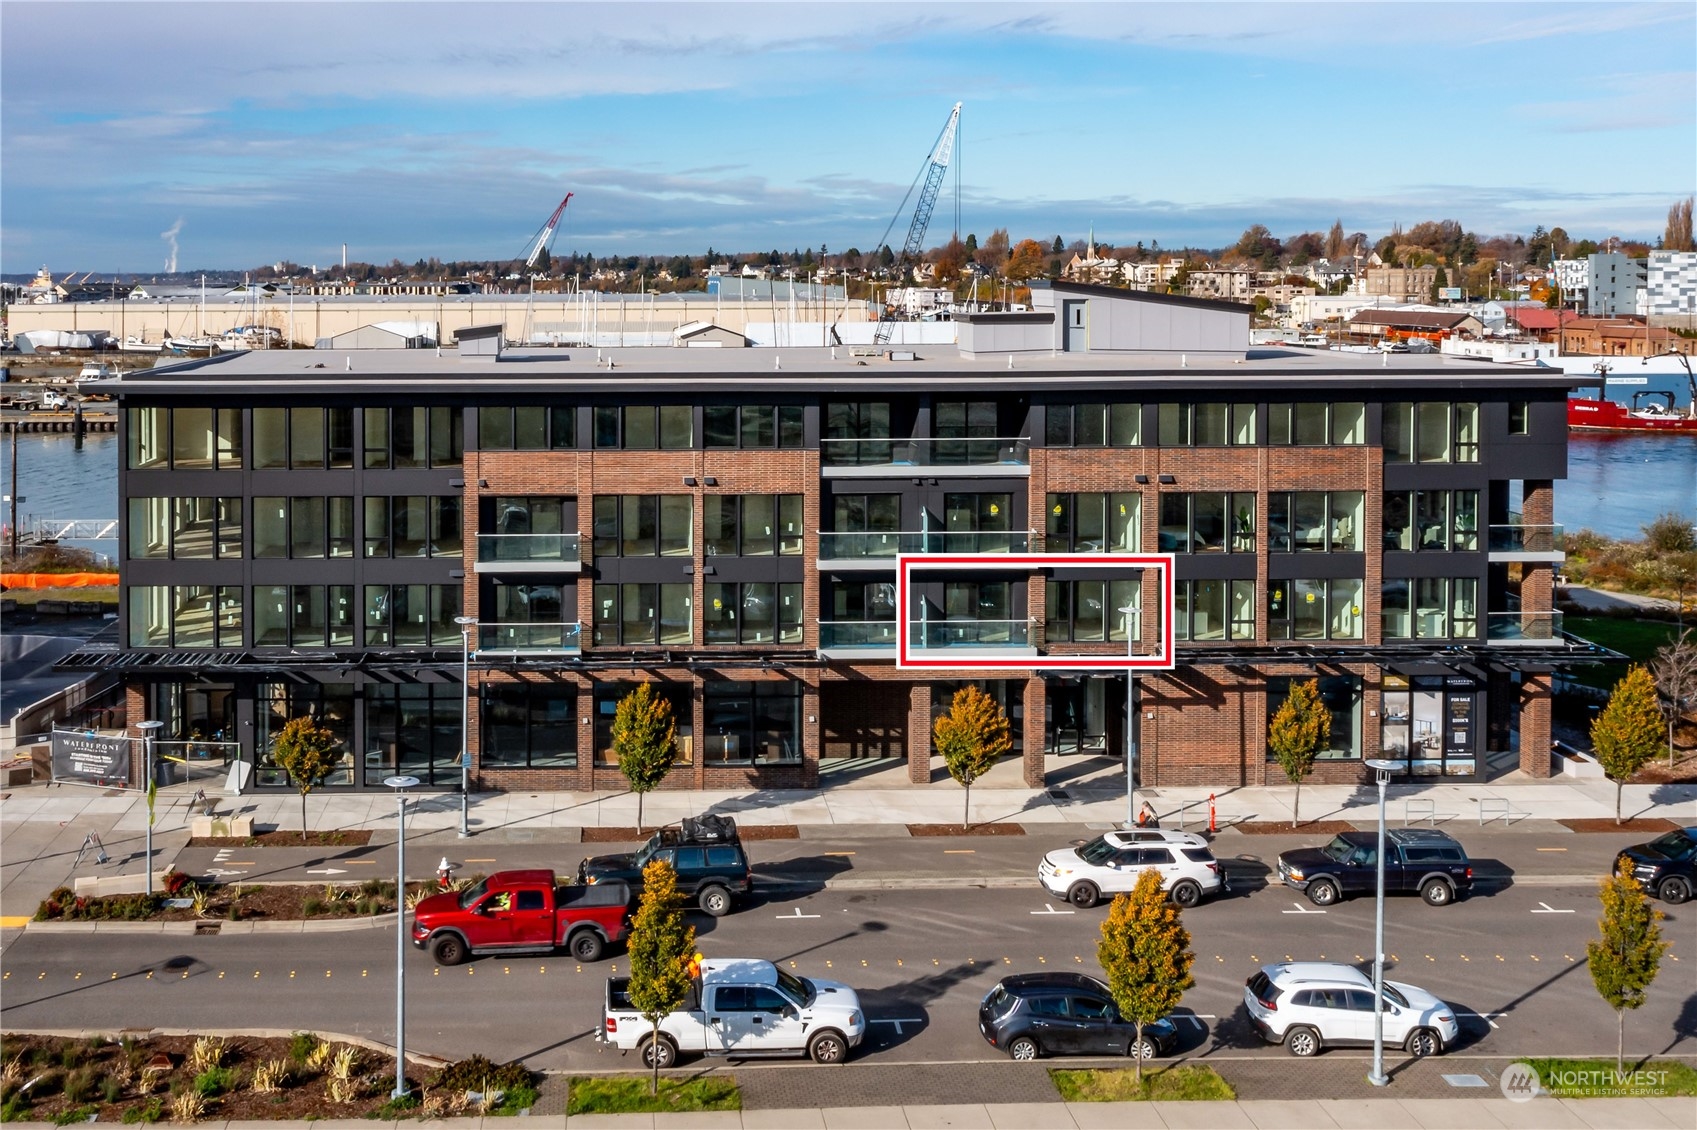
<box><xmin>698</xmin><ymin>885</ymin><xmax>732</xmax><ymax>917</ymax></box>
<box><xmin>1405</xmin><ymin>1027</ymin><xmax>1441</xmax><ymax>1058</ymax></box>
<box><xmin>1170</xmin><ymin>880</ymin><xmax>1202</xmax><ymax>908</ymax></box>
<box><xmin>1132</xmin><ymin>1036</ymin><xmax>1159</xmax><ymax>1060</ymax></box>
<box><xmin>640</xmin><ymin>1034</ymin><xmax>678</xmax><ymax>1070</ymax></box>
<box><xmin>430</xmin><ymin>934</ymin><xmax>467</xmax><ymax>966</ymax></box>
<box><xmin>1284</xmin><ymin>1026</ymin><xmax>1321</xmax><ymax>1057</ymax></box>
<box><xmin>568</xmin><ymin>930</ymin><xmax>604</xmax><ymax>963</ymax></box>
<box><xmin>1658</xmin><ymin>876</ymin><xmax>1692</xmax><ymax>905</ymax></box>
<box><xmin>1007</xmin><ymin>1036</ymin><xmax>1040</xmax><ymax>1061</ymax></box>
<box><xmin>1307</xmin><ymin>879</ymin><xmax>1339</xmax><ymax>907</ymax></box>
<box><xmin>1067</xmin><ymin>882</ymin><xmax>1100</xmax><ymax>909</ymax></box>
<box><xmin>808</xmin><ymin>1030</ymin><xmax>848</xmax><ymax>1065</ymax></box>
<box><xmin>1420</xmin><ymin>878</ymin><xmax>1453</xmax><ymax>907</ymax></box>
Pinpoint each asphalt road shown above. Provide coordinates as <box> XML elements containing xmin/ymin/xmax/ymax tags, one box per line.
<box><xmin>3</xmin><ymin>881</ymin><xmax>1689</xmax><ymax>1074</ymax></box>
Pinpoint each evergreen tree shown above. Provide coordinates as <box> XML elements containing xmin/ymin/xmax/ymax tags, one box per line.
<box><xmin>933</xmin><ymin>685</ymin><xmax>1011</xmax><ymax>829</ymax></box>
<box><xmin>1269</xmin><ymin>679</ymin><xmax>1330</xmax><ymax>828</ymax></box>
<box><xmin>271</xmin><ymin>716</ymin><xmax>343</xmax><ymax>842</ymax></box>
<box><xmin>1590</xmin><ymin>666</ymin><xmax>1664</xmax><ymax>823</ymax></box>
<box><xmin>1430</xmin><ymin>265</ymin><xmax>1448</xmax><ymax>303</ymax></box>
<box><xmin>1052</xmin><ymin>235</ymin><xmax>1065</xmax><ymax>254</ymax></box>
<box><xmin>627</xmin><ymin>858</ymin><xmax>696</xmax><ymax>1094</ymax></box>
<box><xmin>1586</xmin><ymin>860</ymin><xmax>1669</xmax><ymax>1071</ymax></box>
<box><xmin>613</xmin><ymin>683</ymin><xmax>678</xmax><ymax>831</ymax></box>
<box><xmin>1097</xmin><ymin>869</ymin><xmax>1195</xmax><ymax>1086</ymax></box>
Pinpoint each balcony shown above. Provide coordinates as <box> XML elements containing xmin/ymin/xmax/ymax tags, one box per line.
<box><xmin>910</xmin><ymin>618</ymin><xmax>1036</xmax><ymax>661</ymax></box>
<box><xmin>478</xmin><ymin>621</ymin><xmax>583</xmax><ymax>655</ymax></box>
<box><xmin>1487</xmin><ymin>524</ymin><xmax>1565</xmax><ymax>564</ymax></box>
<box><xmin>820</xmin><ymin>437</ymin><xmax>1031</xmax><ymax>478</ymax></box>
<box><xmin>1486</xmin><ymin>611</ymin><xmax>1564</xmax><ymax>645</ymax></box>
<box><xmin>817</xmin><ymin>619</ymin><xmax>898</xmax><ymax>658</ymax></box>
<box><xmin>474</xmin><ymin>532</ymin><xmax>582</xmax><ymax>573</ymax></box>
<box><xmin>816</xmin><ymin>530</ymin><xmax>1036</xmax><ymax>569</ymax></box>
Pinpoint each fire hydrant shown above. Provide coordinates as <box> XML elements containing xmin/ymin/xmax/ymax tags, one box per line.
<box><xmin>437</xmin><ymin>857</ymin><xmax>455</xmax><ymax>890</ymax></box>
<box><xmin>1208</xmin><ymin>793</ymin><xmax>1217</xmax><ymax>834</ymax></box>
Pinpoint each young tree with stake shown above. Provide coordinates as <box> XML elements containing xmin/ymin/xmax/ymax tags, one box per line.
<box><xmin>1591</xmin><ymin>665</ymin><xmax>1664</xmax><ymax>824</ymax></box>
<box><xmin>1586</xmin><ymin>859</ymin><xmax>1669</xmax><ymax>1072</ymax></box>
<box><xmin>270</xmin><ymin>716</ymin><xmax>343</xmax><ymax>842</ymax></box>
<box><xmin>933</xmin><ymin>684</ymin><xmax>1011</xmax><ymax>830</ymax></box>
<box><xmin>1097</xmin><ymin>869</ymin><xmax>1195</xmax><ymax>1087</ymax></box>
<box><xmin>613</xmin><ymin>683</ymin><xmax>678</xmax><ymax>832</ymax></box>
<box><xmin>626</xmin><ymin>858</ymin><xmax>696</xmax><ymax>1095</ymax></box>
<box><xmin>1269</xmin><ymin>679</ymin><xmax>1330</xmax><ymax>829</ymax></box>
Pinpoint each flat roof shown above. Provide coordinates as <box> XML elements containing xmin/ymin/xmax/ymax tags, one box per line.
<box><xmin>98</xmin><ymin>345</ymin><xmax>1585</xmax><ymax>398</ymax></box>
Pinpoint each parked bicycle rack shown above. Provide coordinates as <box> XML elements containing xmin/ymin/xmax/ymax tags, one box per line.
<box><xmin>1478</xmin><ymin>797</ymin><xmax>1528</xmax><ymax>826</ymax></box>
<box><xmin>1405</xmin><ymin>798</ymin><xmax>1437</xmax><ymax>826</ymax></box>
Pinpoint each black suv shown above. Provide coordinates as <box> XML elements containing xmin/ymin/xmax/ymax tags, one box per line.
<box><xmin>978</xmin><ymin>972</ymin><xmax>1179</xmax><ymax>1061</ymax></box>
<box><xmin>1277</xmin><ymin>828</ymin><xmax>1473</xmax><ymax>907</ymax></box>
<box><xmin>577</xmin><ymin>815</ymin><xmax>752</xmax><ymax>916</ymax></box>
<box><xmin>1617</xmin><ymin>827</ymin><xmax>1697</xmax><ymax>904</ymax></box>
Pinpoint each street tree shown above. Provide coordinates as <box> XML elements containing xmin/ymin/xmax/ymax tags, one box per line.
<box><xmin>1591</xmin><ymin>665</ymin><xmax>1664</xmax><ymax>824</ymax></box>
<box><xmin>1004</xmin><ymin>238</ymin><xmax>1048</xmax><ymax>281</ymax></box>
<box><xmin>626</xmin><ymin>858</ymin><xmax>696</xmax><ymax>1094</ymax></box>
<box><xmin>933</xmin><ymin>684</ymin><xmax>1012</xmax><ymax>830</ymax></box>
<box><xmin>1097</xmin><ymin>869</ymin><xmax>1195</xmax><ymax>1086</ymax></box>
<box><xmin>1666</xmin><ymin>196</ymin><xmax>1694</xmax><ymax>253</ymax></box>
<box><xmin>271</xmin><ymin>716</ymin><xmax>343</xmax><ymax>842</ymax></box>
<box><xmin>1586</xmin><ymin>859</ymin><xmax>1669</xmax><ymax>1072</ymax></box>
<box><xmin>1269</xmin><ymin>678</ymin><xmax>1330</xmax><ymax>829</ymax></box>
<box><xmin>613</xmin><ymin>683</ymin><xmax>678</xmax><ymax>832</ymax></box>
<box><xmin>1650</xmin><ymin>630</ymin><xmax>1697</xmax><ymax>766</ymax></box>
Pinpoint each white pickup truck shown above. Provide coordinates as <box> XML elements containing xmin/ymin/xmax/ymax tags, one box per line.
<box><xmin>600</xmin><ymin>957</ymin><xmax>865</xmax><ymax>1067</ymax></box>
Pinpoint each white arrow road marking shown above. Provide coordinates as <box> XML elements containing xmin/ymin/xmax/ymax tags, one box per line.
<box><xmin>1283</xmin><ymin>903</ymin><xmax>1327</xmax><ymax>914</ymax></box>
<box><xmin>775</xmin><ymin>908</ymin><xmax>820</xmax><ymax>919</ymax></box>
<box><xmin>205</xmin><ymin>868</ymin><xmax>247</xmax><ymax>877</ymax></box>
<box><xmin>1531</xmin><ymin>902</ymin><xmax>1574</xmax><ymax>914</ymax></box>
<box><xmin>306</xmin><ymin>868</ymin><xmax>348</xmax><ymax>875</ymax></box>
<box><xmin>1178</xmin><ymin>1014</ymin><xmax>1218</xmax><ymax>1030</ymax></box>
<box><xmin>1457</xmin><ymin>1010</ymin><xmax>1507</xmax><ymax>1029</ymax></box>
<box><xmin>1031</xmin><ymin>905</ymin><xmax>1076</xmax><ymax>916</ymax></box>
<box><xmin>870</xmin><ymin>1017</ymin><xmax>926</xmax><ymax>1035</ymax></box>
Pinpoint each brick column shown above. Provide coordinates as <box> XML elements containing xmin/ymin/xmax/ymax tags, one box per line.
<box><xmin>907</xmin><ymin>683</ymin><xmax>932</xmax><ymax>784</ymax></box>
<box><xmin>1521</xmin><ymin>480</ymin><xmax>1555</xmax><ymax>616</ymax></box>
<box><xmin>1519</xmin><ymin>671</ymin><xmax>1554</xmax><ymax>778</ymax></box>
<box><xmin>801</xmin><ymin>682</ymin><xmax>821</xmax><ymax>788</ymax></box>
<box><xmin>1022</xmin><ymin>677</ymin><xmax>1046</xmax><ymax>787</ymax></box>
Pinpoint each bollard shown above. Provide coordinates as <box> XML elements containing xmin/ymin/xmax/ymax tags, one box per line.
<box><xmin>1208</xmin><ymin>793</ymin><xmax>1217</xmax><ymax>834</ymax></box>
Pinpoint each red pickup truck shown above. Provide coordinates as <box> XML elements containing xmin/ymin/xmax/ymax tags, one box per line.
<box><xmin>410</xmin><ymin>869</ymin><xmax>630</xmax><ymax>965</ymax></box>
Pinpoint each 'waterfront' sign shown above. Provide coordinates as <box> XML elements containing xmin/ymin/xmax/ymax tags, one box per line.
<box><xmin>51</xmin><ymin>731</ymin><xmax>131</xmax><ymax>785</ymax></box>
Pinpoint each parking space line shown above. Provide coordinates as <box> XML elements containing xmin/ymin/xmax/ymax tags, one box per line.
<box><xmin>776</xmin><ymin>908</ymin><xmax>820</xmax><ymax>919</ymax></box>
<box><xmin>1283</xmin><ymin>903</ymin><xmax>1325</xmax><ymax>914</ymax></box>
<box><xmin>1531</xmin><ymin>902</ymin><xmax>1574</xmax><ymax>914</ymax></box>
<box><xmin>1031</xmin><ymin>905</ymin><xmax>1074</xmax><ymax>916</ymax></box>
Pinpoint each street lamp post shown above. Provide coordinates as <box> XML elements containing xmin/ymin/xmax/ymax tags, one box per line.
<box><xmin>383</xmin><ymin>774</ymin><xmax>419</xmax><ymax>1100</ymax></box>
<box><xmin>137</xmin><ymin>720</ymin><xmax>164</xmax><ymax>895</ymax></box>
<box><xmin>454</xmin><ymin>615</ymin><xmax>477</xmax><ymax>839</ymax></box>
<box><xmin>1365</xmin><ymin>757</ymin><xmax>1399</xmax><ymax>1087</ymax></box>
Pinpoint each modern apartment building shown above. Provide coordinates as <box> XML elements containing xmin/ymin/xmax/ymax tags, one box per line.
<box><xmin>75</xmin><ymin>282</ymin><xmax>1593</xmax><ymax>796</ymax></box>
<box><xmin>1585</xmin><ymin>251</ymin><xmax>1647</xmax><ymax>317</ymax></box>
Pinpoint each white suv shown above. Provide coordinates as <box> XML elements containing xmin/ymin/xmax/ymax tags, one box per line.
<box><xmin>1038</xmin><ymin>830</ymin><xmax>1226</xmax><ymax>908</ymax></box>
<box><xmin>1243</xmin><ymin>961</ymin><xmax>1458</xmax><ymax>1058</ymax></box>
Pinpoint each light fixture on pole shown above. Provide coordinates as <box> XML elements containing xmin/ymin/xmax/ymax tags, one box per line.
<box><xmin>1117</xmin><ymin>604</ymin><xmax>1140</xmax><ymax>829</ymax></box>
<box><xmin>454</xmin><ymin>615</ymin><xmax>477</xmax><ymax>839</ymax></box>
<box><xmin>383</xmin><ymin>774</ymin><xmax>420</xmax><ymax>1100</ymax></box>
<box><xmin>137</xmin><ymin>720</ymin><xmax>164</xmax><ymax>895</ymax></box>
<box><xmin>1365</xmin><ymin>757</ymin><xmax>1399</xmax><ymax>1087</ymax></box>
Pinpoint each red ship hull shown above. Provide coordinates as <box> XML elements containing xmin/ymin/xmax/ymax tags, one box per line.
<box><xmin>1567</xmin><ymin>397</ymin><xmax>1697</xmax><ymax>433</ymax></box>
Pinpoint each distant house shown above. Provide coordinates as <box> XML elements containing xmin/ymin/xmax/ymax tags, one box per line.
<box><xmin>1347</xmin><ymin>308</ymin><xmax>1481</xmax><ymax>341</ymax></box>
<box><xmin>1358</xmin><ymin>254</ymin><xmax>1438</xmax><ymax>303</ymax></box>
<box><xmin>1561</xmin><ymin>316</ymin><xmax>1696</xmax><ymax>357</ymax></box>
<box><xmin>1502</xmin><ymin>305</ymin><xmax>1582</xmax><ymax>341</ymax></box>
<box><xmin>673</xmin><ymin>321</ymin><xmax>747</xmax><ymax>348</ymax></box>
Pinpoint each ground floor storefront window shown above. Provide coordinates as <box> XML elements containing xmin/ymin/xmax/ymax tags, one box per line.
<box><xmin>1379</xmin><ymin>673</ymin><xmax>1477</xmax><ymax>777</ymax></box>
<box><xmin>593</xmin><ymin>682</ymin><xmax>694</xmax><ymax>766</ymax></box>
<box><xmin>257</xmin><ymin>682</ymin><xmax>355</xmax><ymax>787</ymax></box>
<box><xmin>365</xmin><ymin>683</ymin><xmax>464</xmax><ymax>786</ymax></box>
<box><xmin>1263</xmin><ymin>674</ymin><xmax>1361</xmax><ymax>761</ymax></box>
<box><xmin>703</xmin><ymin>680</ymin><xmax>803</xmax><ymax>764</ymax></box>
<box><xmin>481</xmin><ymin>681</ymin><xmax>576</xmax><ymax>770</ymax></box>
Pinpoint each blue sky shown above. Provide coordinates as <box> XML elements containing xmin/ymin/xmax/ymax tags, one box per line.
<box><xmin>2</xmin><ymin>1</ymin><xmax>1692</xmax><ymax>273</ymax></box>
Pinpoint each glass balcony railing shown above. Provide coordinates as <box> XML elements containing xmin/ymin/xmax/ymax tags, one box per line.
<box><xmin>817</xmin><ymin>620</ymin><xmax>899</xmax><ymax>648</ymax></box>
<box><xmin>816</xmin><ymin>530</ymin><xmax>1035</xmax><ymax>559</ymax></box>
<box><xmin>910</xmin><ymin>619</ymin><xmax>1031</xmax><ymax>648</ymax></box>
<box><xmin>1486</xmin><ymin>611</ymin><xmax>1563</xmax><ymax>643</ymax></box>
<box><xmin>478</xmin><ymin>621</ymin><xmax>583</xmax><ymax>653</ymax></box>
<box><xmin>475</xmin><ymin>532</ymin><xmax>582</xmax><ymax>566</ymax></box>
<box><xmin>1487</xmin><ymin>524</ymin><xmax>1565</xmax><ymax>555</ymax></box>
<box><xmin>820</xmin><ymin>437</ymin><xmax>1031</xmax><ymax>468</ymax></box>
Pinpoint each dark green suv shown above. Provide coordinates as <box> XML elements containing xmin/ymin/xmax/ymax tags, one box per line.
<box><xmin>577</xmin><ymin>815</ymin><xmax>752</xmax><ymax>916</ymax></box>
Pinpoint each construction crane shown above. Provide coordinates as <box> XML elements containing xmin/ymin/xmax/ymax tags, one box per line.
<box><xmin>520</xmin><ymin>193</ymin><xmax>573</xmax><ymax>273</ymax></box>
<box><xmin>872</xmin><ymin>102</ymin><xmax>962</xmax><ymax>346</ymax></box>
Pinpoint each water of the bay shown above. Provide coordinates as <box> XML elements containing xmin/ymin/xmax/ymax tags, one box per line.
<box><xmin>2</xmin><ymin>429</ymin><xmax>1693</xmax><ymax>551</ymax></box>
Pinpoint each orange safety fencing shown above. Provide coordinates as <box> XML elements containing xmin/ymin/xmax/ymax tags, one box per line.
<box><xmin>1</xmin><ymin>573</ymin><xmax>120</xmax><ymax>589</ymax></box>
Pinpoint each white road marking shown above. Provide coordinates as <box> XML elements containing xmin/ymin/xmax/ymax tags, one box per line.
<box><xmin>1457</xmin><ymin>1010</ymin><xmax>1507</xmax><ymax>1029</ymax></box>
<box><xmin>306</xmin><ymin>868</ymin><xmax>348</xmax><ymax>875</ymax></box>
<box><xmin>1283</xmin><ymin>903</ymin><xmax>1327</xmax><ymax>914</ymax></box>
<box><xmin>871</xmin><ymin>1017</ymin><xmax>926</xmax><ymax>1035</ymax></box>
<box><xmin>775</xmin><ymin>908</ymin><xmax>820</xmax><ymax>919</ymax></box>
<box><xmin>205</xmin><ymin>868</ymin><xmax>246</xmax><ymax>877</ymax></box>
<box><xmin>1531</xmin><ymin>902</ymin><xmax>1574</xmax><ymax>914</ymax></box>
<box><xmin>1031</xmin><ymin>905</ymin><xmax>1076</xmax><ymax>916</ymax></box>
<box><xmin>1178</xmin><ymin>1014</ymin><xmax>1218</xmax><ymax>1030</ymax></box>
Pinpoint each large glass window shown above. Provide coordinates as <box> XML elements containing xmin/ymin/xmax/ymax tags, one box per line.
<box><xmin>361</xmin><ymin>584</ymin><xmax>462</xmax><ymax>648</ymax></box>
<box><xmin>251</xmin><ymin>496</ymin><xmax>355</xmax><ymax>559</ymax></box>
<box><xmin>1380</xmin><ymin>674</ymin><xmax>1475</xmax><ymax>777</ymax></box>
<box><xmin>257</xmin><ymin>681</ymin><xmax>354</xmax><ymax>787</ymax></box>
<box><xmin>942</xmin><ymin>492</ymin><xmax>1013</xmax><ymax>552</ymax></box>
<box><xmin>1045</xmin><ymin>579</ymin><xmax>1141</xmax><ymax>643</ymax></box>
<box><xmin>128</xmin><ymin>407</ymin><xmax>241</xmax><ymax>469</ymax></box>
<box><xmin>593</xmin><ymin>682</ymin><xmax>693</xmax><ymax>766</ymax></box>
<box><xmin>593</xmin><ymin>583</ymin><xmax>692</xmax><ymax>645</ymax></box>
<box><xmin>1046</xmin><ymin>493</ymin><xmax>1141</xmax><ymax>553</ymax></box>
<box><xmin>592</xmin><ymin>405</ymin><xmax>692</xmax><ymax>450</ymax></box>
<box><xmin>481</xmin><ymin>682</ymin><xmax>576</xmax><ymax>769</ymax></box>
<box><xmin>478</xmin><ymin>405</ymin><xmax>576</xmax><ymax>450</ymax></box>
<box><xmin>704</xmin><ymin>405</ymin><xmax>805</xmax><ymax>448</ymax></box>
<box><xmin>364</xmin><ymin>683</ymin><xmax>465</xmax><ymax>786</ymax></box>
<box><xmin>1159</xmin><ymin>492</ymin><xmax>1255</xmax><ymax>553</ymax></box>
<box><xmin>704</xmin><ymin>495</ymin><xmax>803</xmax><ymax>557</ymax></box>
<box><xmin>822</xmin><ymin>402</ymin><xmax>893</xmax><ymax>465</ymax></box>
<box><xmin>127</xmin><ymin>585</ymin><xmax>242</xmax><ymax>648</ymax></box>
<box><xmin>1173</xmin><ymin>579</ymin><xmax>1255</xmax><ymax>642</ymax></box>
<box><xmin>703</xmin><ymin>680</ymin><xmax>803</xmax><ymax>764</ymax></box>
<box><xmin>1265</xmin><ymin>674</ymin><xmax>1361</xmax><ymax>760</ymax></box>
<box><xmin>1268</xmin><ymin>578</ymin><xmax>1363</xmax><ymax>640</ymax></box>
<box><xmin>1269</xmin><ymin>402</ymin><xmax>1366</xmax><ymax>445</ymax></box>
<box><xmin>1045</xmin><ymin>403</ymin><xmax>1142</xmax><ymax>447</ymax></box>
<box><xmin>360</xmin><ymin>407</ymin><xmax>462</xmax><ymax>468</ymax></box>
<box><xmin>1382</xmin><ymin>489</ymin><xmax>1479</xmax><ymax>551</ymax></box>
<box><xmin>1157</xmin><ymin>403</ymin><xmax>1256</xmax><ymax>446</ymax></box>
<box><xmin>250</xmin><ymin>584</ymin><xmax>354</xmax><ymax>647</ymax></box>
<box><xmin>1382</xmin><ymin>577</ymin><xmax>1477</xmax><ymax>640</ymax></box>
<box><xmin>829</xmin><ymin>494</ymin><xmax>902</xmax><ymax>558</ymax></box>
<box><xmin>1385</xmin><ymin>402</ymin><xmax>1480</xmax><ymax>463</ymax></box>
<box><xmin>704</xmin><ymin>582</ymin><xmax>803</xmax><ymax>644</ymax></box>
<box><xmin>361</xmin><ymin>496</ymin><xmax>461</xmax><ymax>558</ymax></box>
<box><xmin>1269</xmin><ymin>491</ymin><xmax>1364</xmax><ymax>552</ymax></box>
<box><xmin>128</xmin><ymin>497</ymin><xmax>242</xmax><ymax>559</ymax></box>
<box><xmin>592</xmin><ymin>496</ymin><xmax>692</xmax><ymax>558</ymax></box>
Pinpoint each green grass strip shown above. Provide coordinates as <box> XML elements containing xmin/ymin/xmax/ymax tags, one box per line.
<box><xmin>1517</xmin><ymin>1058</ymin><xmax>1697</xmax><ymax>1098</ymax></box>
<box><xmin>566</xmin><ymin>1074</ymin><xmax>741</xmax><ymax>1115</ymax></box>
<box><xmin>1049</xmin><ymin>1063</ymin><xmax>1236</xmax><ymax>1102</ymax></box>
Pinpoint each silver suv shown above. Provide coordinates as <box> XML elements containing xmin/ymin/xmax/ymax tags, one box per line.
<box><xmin>1038</xmin><ymin>829</ymin><xmax>1226</xmax><ymax>908</ymax></box>
<box><xmin>1242</xmin><ymin>961</ymin><xmax>1458</xmax><ymax>1058</ymax></box>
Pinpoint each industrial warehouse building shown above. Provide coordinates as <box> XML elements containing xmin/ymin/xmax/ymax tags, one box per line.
<box><xmin>68</xmin><ymin>282</ymin><xmax>1597</xmax><ymax>794</ymax></box>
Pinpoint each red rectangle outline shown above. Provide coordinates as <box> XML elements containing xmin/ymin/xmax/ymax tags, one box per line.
<box><xmin>895</xmin><ymin>553</ymin><xmax>1175</xmax><ymax>670</ymax></box>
